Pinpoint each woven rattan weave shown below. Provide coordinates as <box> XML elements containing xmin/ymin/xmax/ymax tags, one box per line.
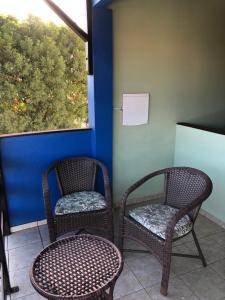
<box><xmin>119</xmin><ymin>167</ymin><xmax>213</xmax><ymax>296</ymax></box>
<box><xmin>42</xmin><ymin>157</ymin><xmax>113</xmax><ymax>242</ymax></box>
<box><xmin>30</xmin><ymin>234</ymin><xmax>123</xmax><ymax>300</ymax></box>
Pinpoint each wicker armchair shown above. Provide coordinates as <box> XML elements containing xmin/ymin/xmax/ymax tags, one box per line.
<box><xmin>42</xmin><ymin>157</ymin><xmax>113</xmax><ymax>243</ymax></box>
<box><xmin>119</xmin><ymin>167</ymin><xmax>212</xmax><ymax>296</ymax></box>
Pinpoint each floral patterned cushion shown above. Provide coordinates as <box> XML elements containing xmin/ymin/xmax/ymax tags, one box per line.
<box><xmin>129</xmin><ymin>204</ymin><xmax>192</xmax><ymax>240</ymax></box>
<box><xmin>55</xmin><ymin>191</ymin><xmax>107</xmax><ymax>215</ymax></box>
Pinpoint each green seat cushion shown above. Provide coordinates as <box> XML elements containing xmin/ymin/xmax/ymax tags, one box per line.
<box><xmin>55</xmin><ymin>191</ymin><xmax>107</xmax><ymax>215</ymax></box>
<box><xmin>129</xmin><ymin>204</ymin><xmax>192</xmax><ymax>240</ymax></box>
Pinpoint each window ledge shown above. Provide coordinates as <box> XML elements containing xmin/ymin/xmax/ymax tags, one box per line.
<box><xmin>0</xmin><ymin>128</ymin><xmax>92</xmax><ymax>139</ymax></box>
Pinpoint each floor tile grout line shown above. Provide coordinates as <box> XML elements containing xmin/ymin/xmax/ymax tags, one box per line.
<box><xmin>176</xmin><ymin>274</ymin><xmax>202</xmax><ymax>299</ymax></box>
<box><xmin>127</xmin><ymin>266</ymin><xmax>147</xmax><ymax>290</ymax></box>
<box><xmin>37</xmin><ymin>224</ymin><xmax>45</xmax><ymax>249</ymax></box>
<box><xmin>178</xmin><ymin>229</ymin><xmax>225</xmax><ymax>246</ymax></box>
<box><xmin>126</xmin><ymin>246</ymin><xmax>202</xmax><ymax>289</ymax></box>
<box><xmin>143</xmin><ymin>287</ymin><xmax>154</xmax><ymax>300</ymax></box>
<box><xmin>6</xmin><ymin>215</ymin><xmax>225</xmax><ymax>300</ymax></box>
<box><xmin>117</xmin><ymin>288</ymin><xmax>150</xmax><ymax>300</ymax></box>
<box><xmin>125</xmin><ymin>253</ymin><xmax>166</xmax><ymax>292</ymax></box>
<box><xmin>124</xmin><ymin>246</ymin><xmax>206</xmax><ymax>288</ymax></box>
<box><xmin>171</xmin><ymin>263</ymin><xmax>204</xmax><ymax>277</ymax></box>
<box><xmin>116</xmin><ymin>261</ymin><xmax>143</xmax><ymax>299</ymax></box>
<box><xmin>144</xmin><ymin>273</ymin><xmax>195</xmax><ymax>297</ymax></box>
<box><xmin>207</xmin><ymin>264</ymin><xmax>225</xmax><ymax>282</ymax></box>
<box><xmin>177</xmin><ymin>279</ymin><xmax>205</xmax><ymax>300</ymax></box>
<box><xmin>124</xmin><ymin>246</ymin><xmax>224</xmax><ymax>291</ymax></box>
<box><xmin>7</xmin><ymin>239</ymin><xmax>43</xmax><ymax>252</ymax></box>
<box><xmin>143</xmin><ymin>276</ymin><xmax>201</xmax><ymax>299</ymax></box>
<box><xmin>172</xmin><ymin>241</ymin><xmax>225</xmax><ymax>268</ymax></box>
<box><xmin>177</xmin><ymin>265</ymin><xmax>225</xmax><ymax>299</ymax></box>
<box><xmin>12</xmin><ymin>292</ymin><xmax>37</xmax><ymax>300</ymax></box>
<box><xmin>7</xmin><ymin>225</ymin><xmax>43</xmax><ymax>251</ymax></box>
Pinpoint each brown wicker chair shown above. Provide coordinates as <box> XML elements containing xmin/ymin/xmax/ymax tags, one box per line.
<box><xmin>119</xmin><ymin>167</ymin><xmax>212</xmax><ymax>296</ymax></box>
<box><xmin>42</xmin><ymin>157</ymin><xmax>113</xmax><ymax>243</ymax></box>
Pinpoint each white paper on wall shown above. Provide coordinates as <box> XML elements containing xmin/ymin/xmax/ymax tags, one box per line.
<box><xmin>122</xmin><ymin>93</ymin><xmax>149</xmax><ymax>126</ymax></box>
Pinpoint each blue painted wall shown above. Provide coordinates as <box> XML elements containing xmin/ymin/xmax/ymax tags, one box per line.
<box><xmin>1</xmin><ymin>130</ymin><xmax>92</xmax><ymax>226</ymax></box>
<box><xmin>1</xmin><ymin>1</ymin><xmax>113</xmax><ymax>227</ymax></box>
<box><xmin>91</xmin><ymin>7</ymin><xmax>113</xmax><ymax>177</ymax></box>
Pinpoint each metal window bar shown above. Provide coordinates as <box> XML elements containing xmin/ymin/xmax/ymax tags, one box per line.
<box><xmin>44</xmin><ymin>0</ymin><xmax>93</xmax><ymax>75</ymax></box>
<box><xmin>0</xmin><ymin>166</ymin><xmax>10</xmax><ymax>237</ymax></box>
<box><xmin>0</xmin><ymin>165</ymin><xmax>18</xmax><ymax>299</ymax></box>
<box><xmin>0</xmin><ymin>215</ymin><xmax>19</xmax><ymax>299</ymax></box>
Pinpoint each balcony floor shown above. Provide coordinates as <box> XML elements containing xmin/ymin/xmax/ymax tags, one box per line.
<box><xmin>5</xmin><ymin>214</ymin><xmax>225</xmax><ymax>300</ymax></box>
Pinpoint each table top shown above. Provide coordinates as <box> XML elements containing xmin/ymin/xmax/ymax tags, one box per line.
<box><xmin>30</xmin><ymin>234</ymin><xmax>123</xmax><ymax>299</ymax></box>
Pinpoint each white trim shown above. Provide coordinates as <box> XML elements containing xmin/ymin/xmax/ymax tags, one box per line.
<box><xmin>37</xmin><ymin>219</ymin><xmax>47</xmax><ymax>226</ymax></box>
<box><xmin>200</xmin><ymin>209</ymin><xmax>225</xmax><ymax>229</ymax></box>
<box><xmin>10</xmin><ymin>219</ymin><xmax>47</xmax><ymax>232</ymax></box>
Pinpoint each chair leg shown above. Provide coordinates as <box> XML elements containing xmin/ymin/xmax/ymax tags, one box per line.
<box><xmin>192</xmin><ymin>230</ymin><xmax>207</xmax><ymax>267</ymax></box>
<box><xmin>118</xmin><ymin>235</ymin><xmax>124</xmax><ymax>256</ymax></box>
<box><xmin>49</xmin><ymin>232</ymin><xmax>56</xmax><ymax>243</ymax></box>
<box><xmin>118</xmin><ymin>223</ymin><xmax>124</xmax><ymax>254</ymax></box>
<box><xmin>108</xmin><ymin>228</ymin><xmax>114</xmax><ymax>243</ymax></box>
<box><xmin>48</xmin><ymin>221</ymin><xmax>57</xmax><ymax>243</ymax></box>
<box><xmin>108</xmin><ymin>212</ymin><xmax>114</xmax><ymax>242</ymax></box>
<box><xmin>160</xmin><ymin>247</ymin><xmax>172</xmax><ymax>296</ymax></box>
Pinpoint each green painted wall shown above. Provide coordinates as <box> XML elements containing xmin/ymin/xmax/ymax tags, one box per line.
<box><xmin>174</xmin><ymin>125</ymin><xmax>225</xmax><ymax>223</ymax></box>
<box><xmin>112</xmin><ymin>0</ymin><xmax>225</xmax><ymax>203</ymax></box>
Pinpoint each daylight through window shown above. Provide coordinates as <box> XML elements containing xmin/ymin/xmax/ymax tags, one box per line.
<box><xmin>0</xmin><ymin>0</ymin><xmax>88</xmax><ymax>135</ymax></box>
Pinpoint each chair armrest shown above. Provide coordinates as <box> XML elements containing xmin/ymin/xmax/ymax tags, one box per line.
<box><xmin>96</xmin><ymin>161</ymin><xmax>112</xmax><ymax>208</ymax></box>
<box><xmin>165</xmin><ymin>185</ymin><xmax>213</xmax><ymax>242</ymax></box>
<box><xmin>42</xmin><ymin>167</ymin><xmax>55</xmax><ymax>220</ymax></box>
<box><xmin>120</xmin><ymin>169</ymin><xmax>165</xmax><ymax>217</ymax></box>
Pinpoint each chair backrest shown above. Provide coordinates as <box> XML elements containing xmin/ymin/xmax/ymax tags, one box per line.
<box><xmin>55</xmin><ymin>157</ymin><xmax>97</xmax><ymax>195</ymax></box>
<box><xmin>164</xmin><ymin>167</ymin><xmax>212</xmax><ymax>220</ymax></box>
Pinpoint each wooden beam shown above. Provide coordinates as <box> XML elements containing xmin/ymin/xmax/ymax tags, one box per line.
<box><xmin>43</xmin><ymin>0</ymin><xmax>88</xmax><ymax>42</ymax></box>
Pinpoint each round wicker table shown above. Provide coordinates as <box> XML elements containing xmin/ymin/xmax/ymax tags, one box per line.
<box><xmin>30</xmin><ymin>234</ymin><xmax>123</xmax><ymax>300</ymax></box>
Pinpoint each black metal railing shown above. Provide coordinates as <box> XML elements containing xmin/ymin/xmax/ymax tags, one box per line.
<box><xmin>0</xmin><ymin>166</ymin><xmax>19</xmax><ymax>299</ymax></box>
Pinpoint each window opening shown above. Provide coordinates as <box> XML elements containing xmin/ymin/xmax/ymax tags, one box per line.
<box><xmin>0</xmin><ymin>0</ymin><xmax>91</xmax><ymax>135</ymax></box>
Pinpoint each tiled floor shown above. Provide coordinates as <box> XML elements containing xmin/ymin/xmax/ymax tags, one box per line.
<box><xmin>4</xmin><ymin>214</ymin><xmax>225</xmax><ymax>300</ymax></box>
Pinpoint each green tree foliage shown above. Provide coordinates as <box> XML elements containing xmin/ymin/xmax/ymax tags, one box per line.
<box><xmin>0</xmin><ymin>15</ymin><xmax>88</xmax><ymax>134</ymax></box>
